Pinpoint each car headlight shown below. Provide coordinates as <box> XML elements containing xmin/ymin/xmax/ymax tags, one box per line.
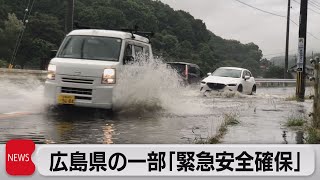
<box><xmin>47</xmin><ymin>64</ymin><xmax>56</xmax><ymax>80</ymax></box>
<box><xmin>227</xmin><ymin>84</ymin><xmax>237</xmax><ymax>86</ymax></box>
<box><xmin>102</xmin><ymin>68</ymin><xmax>116</xmax><ymax>84</ymax></box>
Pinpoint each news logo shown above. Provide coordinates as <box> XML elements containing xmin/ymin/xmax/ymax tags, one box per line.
<box><xmin>5</xmin><ymin>140</ymin><xmax>35</xmax><ymax>176</ymax></box>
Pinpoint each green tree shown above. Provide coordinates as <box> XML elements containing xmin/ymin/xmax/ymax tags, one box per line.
<box><xmin>17</xmin><ymin>13</ymin><xmax>63</xmax><ymax>67</ymax></box>
<box><xmin>264</xmin><ymin>65</ymin><xmax>285</xmax><ymax>78</ymax></box>
<box><xmin>0</xmin><ymin>13</ymin><xmax>23</xmax><ymax>62</ymax></box>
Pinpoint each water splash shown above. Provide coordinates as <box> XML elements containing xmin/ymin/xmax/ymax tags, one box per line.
<box><xmin>203</xmin><ymin>91</ymin><xmax>247</xmax><ymax>99</ymax></box>
<box><xmin>112</xmin><ymin>57</ymin><xmax>211</xmax><ymax>115</ymax></box>
<box><xmin>0</xmin><ymin>76</ymin><xmax>45</xmax><ymax>113</ymax></box>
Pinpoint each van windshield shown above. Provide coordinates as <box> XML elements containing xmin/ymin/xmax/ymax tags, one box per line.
<box><xmin>57</xmin><ymin>35</ymin><xmax>122</xmax><ymax>61</ymax></box>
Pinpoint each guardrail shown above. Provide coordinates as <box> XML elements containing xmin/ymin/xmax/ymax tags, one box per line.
<box><xmin>0</xmin><ymin>68</ymin><xmax>47</xmax><ymax>74</ymax></box>
<box><xmin>255</xmin><ymin>78</ymin><xmax>297</xmax><ymax>87</ymax></box>
<box><xmin>255</xmin><ymin>78</ymin><xmax>296</xmax><ymax>83</ymax></box>
<box><xmin>0</xmin><ymin>68</ymin><xmax>47</xmax><ymax>80</ymax></box>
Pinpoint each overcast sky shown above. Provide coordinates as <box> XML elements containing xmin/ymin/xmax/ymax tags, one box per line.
<box><xmin>160</xmin><ymin>0</ymin><xmax>320</xmax><ymax>58</ymax></box>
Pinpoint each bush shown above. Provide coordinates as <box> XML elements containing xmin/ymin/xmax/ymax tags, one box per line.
<box><xmin>0</xmin><ymin>59</ymin><xmax>8</xmax><ymax>68</ymax></box>
<box><xmin>286</xmin><ymin>118</ymin><xmax>305</xmax><ymax>127</ymax></box>
<box><xmin>306</xmin><ymin>127</ymin><xmax>320</xmax><ymax>144</ymax></box>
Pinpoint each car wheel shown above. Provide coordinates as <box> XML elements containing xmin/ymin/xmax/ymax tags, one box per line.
<box><xmin>250</xmin><ymin>85</ymin><xmax>256</xmax><ymax>95</ymax></box>
<box><xmin>203</xmin><ymin>90</ymin><xmax>211</xmax><ymax>97</ymax></box>
<box><xmin>237</xmin><ymin>84</ymin><xmax>243</xmax><ymax>93</ymax></box>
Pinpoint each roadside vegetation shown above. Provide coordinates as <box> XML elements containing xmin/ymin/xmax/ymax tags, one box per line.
<box><xmin>195</xmin><ymin>112</ymin><xmax>240</xmax><ymax>144</ymax></box>
<box><xmin>306</xmin><ymin>127</ymin><xmax>320</xmax><ymax>144</ymax></box>
<box><xmin>286</xmin><ymin>116</ymin><xmax>305</xmax><ymax>127</ymax></box>
<box><xmin>285</xmin><ymin>95</ymin><xmax>299</xmax><ymax>101</ymax></box>
<box><xmin>285</xmin><ymin>95</ymin><xmax>312</xmax><ymax>101</ymax></box>
<box><xmin>284</xmin><ymin>113</ymin><xmax>320</xmax><ymax>144</ymax></box>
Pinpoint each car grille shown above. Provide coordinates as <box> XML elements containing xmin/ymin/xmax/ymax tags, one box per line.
<box><xmin>207</xmin><ymin>83</ymin><xmax>226</xmax><ymax>90</ymax></box>
<box><xmin>62</xmin><ymin>77</ymin><xmax>94</xmax><ymax>84</ymax></box>
<box><xmin>61</xmin><ymin>87</ymin><xmax>92</xmax><ymax>95</ymax></box>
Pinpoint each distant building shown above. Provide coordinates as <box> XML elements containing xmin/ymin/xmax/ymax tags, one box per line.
<box><xmin>289</xmin><ymin>64</ymin><xmax>314</xmax><ymax>78</ymax></box>
<box><xmin>259</xmin><ymin>58</ymin><xmax>272</xmax><ymax>71</ymax></box>
<box><xmin>269</xmin><ymin>55</ymin><xmax>297</xmax><ymax>68</ymax></box>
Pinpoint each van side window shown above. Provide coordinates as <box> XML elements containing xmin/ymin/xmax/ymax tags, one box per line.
<box><xmin>145</xmin><ymin>47</ymin><xmax>150</xmax><ymax>58</ymax></box>
<box><xmin>134</xmin><ymin>45</ymin><xmax>144</xmax><ymax>55</ymax></box>
<box><xmin>125</xmin><ymin>44</ymin><xmax>133</xmax><ymax>56</ymax></box>
<box><xmin>124</xmin><ymin>44</ymin><xmax>134</xmax><ymax>64</ymax></box>
<box><xmin>134</xmin><ymin>45</ymin><xmax>146</xmax><ymax>61</ymax></box>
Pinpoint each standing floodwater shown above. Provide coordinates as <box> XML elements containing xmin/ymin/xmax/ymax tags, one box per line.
<box><xmin>0</xmin><ymin>60</ymin><xmax>313</xmax><ymax>144</ymax></box>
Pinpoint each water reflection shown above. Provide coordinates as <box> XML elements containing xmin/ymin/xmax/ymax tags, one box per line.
<box><xmin>282</xmin><ymin>131</ymin><xmax>288</xmax><ymax>144</ymax></box>
<box><xmin>44</xmin><ymin>107</ymin><xmax>116</xmax><ymax>144</ymax></box>
<box><xmin>282</xmin><ymin>130</ymin><xmax>305</xmax><ymax>144</ymax></box>
<box><xmin>103</xmin><ymin>124</ymin><xmax>115</xmax><ymax>144</ymax></box>
<box><xmin>295</xmin><ymin>131</ymin><xmax>304</xmax><ymax>144</ymax></box>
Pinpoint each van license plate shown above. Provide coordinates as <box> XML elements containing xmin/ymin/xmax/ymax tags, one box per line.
<box><xmin>57</xmin><ymin>95</ymin><xmax>75</xmax><ymax>104</ymax></box>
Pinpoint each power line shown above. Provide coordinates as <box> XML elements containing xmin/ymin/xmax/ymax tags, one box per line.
<box><xmin>288</xmin><ymin>19</ymin><xmax>320</xmax><ymax>40</ymax></box>
<box><xmin>292</xmin><ymin>0</ymin><xmax>320</xmax><ymax>15</ymax></box>
<box><xmin>9</xmin><ymin>0</ymin><xmax>31</xmax><ymax>68</ymax></box>
<box><xmin>310</xmin><ymin>0</ymin><xmax>320</xmax><ymax>6</ymax></box>
<box><xmin>291</xmin><ymin>0</ymin><xmax>320</xmax><ymax>40</ymax></box>
<box><xmin>234</xmin><ymin>0</ymin><xmax>286</xmax><ymax>18</ymax></box>
<box><xmin>308</xmin><ymin>0</ymin><xmax>320</xmax><ymax>11</ymax></box>
<box><xmin>310</xmin><ymin>0</ymin><xmax>320</xmax><ymax>9</ymax></box>
<box><xmin>9</xmin><ymin>0</ymin><xmax>36</xmax><ymax>67</ymax></box>
<box><xmin>234</xmin><ymin>0</ymin><xmax>320</xmax><ymax>41</ymax></box>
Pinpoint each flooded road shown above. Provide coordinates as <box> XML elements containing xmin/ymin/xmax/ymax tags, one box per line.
<box><xmin>0</xmin><ymin>76</ymin><xmax>313</xmax><ymax>144</ymax></box>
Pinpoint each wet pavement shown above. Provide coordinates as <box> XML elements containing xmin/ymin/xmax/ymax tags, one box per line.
<box><xmin>0</xmin><ymin>75</ymin><xmax>314</xmax><ymax>144</ymax></box>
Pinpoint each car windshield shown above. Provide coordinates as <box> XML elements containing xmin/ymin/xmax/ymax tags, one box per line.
<box><xmin>212</xmin><ymin>68</ymin><xmax>242</xmax><ymax>78</ymax></box>
<box><xmin>57</xmin><ymin>35</ymin><xmax>122</xmax><ymax>61</ymax></box>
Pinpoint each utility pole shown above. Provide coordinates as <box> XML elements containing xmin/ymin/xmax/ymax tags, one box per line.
<box><xmin>296</xmin><ymin>0</ymin><xmax>308</xmax><ymax>102</ymax></box>
<box><xmin>311</xmin><ymin>57</ymin><xmax>320</xmax><ymax>128</ymax></box>
<box><xmin>65</xmin><ymin>0</ymin><xmax>74</xmax><ymax>34</ymax></box>
<box><xmin>284</xmin><ymin>0</ymin><xmax>291</xmax><ymax>79</ymax></box>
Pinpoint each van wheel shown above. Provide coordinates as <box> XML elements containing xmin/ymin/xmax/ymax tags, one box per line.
<box><xmin>106</xmin><ymin>108</ymin><xmax>114</xmax><ymax>115</ymax></box>
<box><xmin>250</xmin><ymin>85</ymin><xmax>256</xmax><ymax>95</ymax></box>
<box><xmin>94</xmin><ymin>108</ymin><xmax>114</xmax><ymax>119</ymax></box>
<box><xmin>237</xmin><ymin>85</ymin><xmax>243</xmax><ymax>93</ymax></box>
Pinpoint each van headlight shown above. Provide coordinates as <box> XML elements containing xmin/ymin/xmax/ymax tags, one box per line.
<box><xmin>102</xmin><ymin>68</ymin><xmax>116</xmax><ymax>84</ymax></box>
<box><xmin>47</xmin><ymin>64</ymin><xmax>56</xmax><ymax>80</ymax></box>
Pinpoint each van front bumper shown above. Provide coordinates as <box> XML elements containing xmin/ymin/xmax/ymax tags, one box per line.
<box><xmin>44</xmin><ymin>80</ymin><xmax>114</xmax><ymax>109</ymax></box>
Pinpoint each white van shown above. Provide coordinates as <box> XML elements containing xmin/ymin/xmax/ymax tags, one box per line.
<box><xmin>44</xmin><ymin>29</ymin><xmax>153</xmax><ymax>110</ymax></box>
